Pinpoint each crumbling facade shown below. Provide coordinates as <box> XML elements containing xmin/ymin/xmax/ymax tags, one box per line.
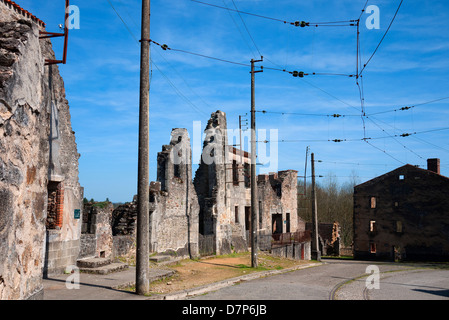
<box><xmin>353</xmin><ymin>159</ymin><xmax>449</xmax><ymax>261</ymax></box>
<box><xmin>79</xmin><ymin>202</ymin><xmax>114</xmax><ymax>260</ymax></box>
<box><xmin>306</xmin><ymin>221</ymin><xmax>341</xmax><ymax>256</ymax></box>
<box><xmin>111</xmin><ymin>110</ymin><xmax>306</xmax><ymax>259</ymax></box>
<box><xmin>0</xmin><ymin>1</ymin><xmax>83</xmax><ymax>299</ymax></box>
<box><xmin>258</xmin><ymin>171</ymin><xmax>299</xmax><ymax>236</ymax></box>
<box><xmin>149</xmin><ymin>128</ymin><xmax>200</xmax><ymax>258</ymax></box>
<box><xmin>194</xmin><ymin>111</ymin><xmax>252</xmax><ymax>255</ymax></box>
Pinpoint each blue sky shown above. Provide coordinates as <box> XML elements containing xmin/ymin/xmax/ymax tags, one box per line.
<box><xmin>18</xmin><ymin>0</ymin><xmax>449</xmax><ymax>202</ymax></box>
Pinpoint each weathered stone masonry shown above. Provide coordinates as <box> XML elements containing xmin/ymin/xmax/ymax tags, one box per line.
<box><xmin>149</xmin><ymin>128</ymin><xmax>199</xmax><ymax>258</ymax></box>
<box><xmin>0</xmin><ymin>1</ymin><xmax>82</xmax><ymax>300</ymax></box>
<box><xmin>112</xmin><ymin>110</ymin><xmax>308</xmax><ymax>259</ymax></box>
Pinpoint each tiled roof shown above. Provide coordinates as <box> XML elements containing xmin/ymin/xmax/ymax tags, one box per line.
<box><xmin>1</xmin><ymin>0</ymin><xmax>46</xmax><ymax>27</ymax></box>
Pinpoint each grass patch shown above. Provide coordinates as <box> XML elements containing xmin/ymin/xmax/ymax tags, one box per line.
<box><xmin>119</xmin><ymin>251</ymin><xmax>313</xmax><ymax>296</ymax></box>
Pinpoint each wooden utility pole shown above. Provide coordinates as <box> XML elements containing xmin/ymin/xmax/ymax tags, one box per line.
<box><xmin>311</xmin><ymin>152</ymin><xmax>321</xmax><ymax>261</ymax></box>
<box><xmin>136</xmin><ymin>0</ymin><xmax>151</xmax><ymax>295</ymax></box>
<box><xmin>250</xmin><ymin>58</ymin><xmax>263</xmax><ymax>268</ymax></box>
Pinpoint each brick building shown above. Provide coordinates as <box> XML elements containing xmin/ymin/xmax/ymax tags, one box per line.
<box><xmin>353</xmin><ymin>158</ymin><xmax>449</xmax><ymax>261</ymax></box>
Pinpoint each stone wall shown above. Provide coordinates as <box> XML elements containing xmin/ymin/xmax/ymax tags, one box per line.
<box><xmin>257</xmin><ymin>170</ymin><xmax>299</xmax><ymax>235</ymax></box>
<box><xmin>111</xmin><ymin>198</ymin><xmax>137</xmax><ymax>236</ymax></box>
<box><xmin>194</xmin><ymin>111</ymin><xmax>252</xmax><ymax>255</ymax></box>
<box><xmin>79</xmin><ymin>202</ymin><xmax>113</xmax><ymax>259</ymax></box>
<box><xmin>150</xmin><ymin>128</ymin><xmax>199</xmax><ymax>258</ymax></box>
<box><xmin>0</xmin><ymin>2</ymin><xmax>82</xmax><ymax>299</ymax></box>
<box><xmin>271</xmin><ymin>242</ymin><xmax>311</xmax><ymax>261</ymax></box>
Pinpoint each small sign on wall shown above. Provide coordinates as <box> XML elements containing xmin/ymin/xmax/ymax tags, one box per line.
<box><xmin>74</xmin><ymin>209</ymin><xmax>80</xmax><ymax>219</ymax></box>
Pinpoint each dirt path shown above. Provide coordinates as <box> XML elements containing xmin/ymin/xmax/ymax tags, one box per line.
<box><xmin>145</xmin><ymin>253</ymin><xmax>309</xmax><ymax>296</ymax></box>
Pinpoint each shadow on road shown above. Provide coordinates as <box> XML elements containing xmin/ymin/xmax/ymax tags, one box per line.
<box><xmin>412</xmin><ymin>289</ymin><xmax>449</xmax><ymax>298</ymax></box>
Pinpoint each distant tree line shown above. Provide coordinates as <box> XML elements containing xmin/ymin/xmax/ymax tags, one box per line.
<box><xmin>297</xmin><ymin>172</ymin><xmax>359</xmax><ymax>247</ymax></box>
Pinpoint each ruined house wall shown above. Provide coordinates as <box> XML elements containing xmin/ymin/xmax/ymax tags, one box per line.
<box><xmin>225</xmin><ymin>147</ymin><xmax>252</xmax><ymax>252</ymax></box>
<box><xmin>0</xmin><ymin>3</ymin><xmax>82</xmax><ymax>299</ymax></box>
<box><xmin>257</xmin><ymin>170</ymin><xmax>299</xmax><ymax>236</ymax></box>
<box><xmin>79</xmin><ymin>202</ymin><xmax>113</xmax><ymax>259</ymax></box>
<box><xmin>354</xmin><ymin>164</ymin><xmax>449</xmax><ymax>261</ymax></box>
<box><xmin>194</xmin><ymin>111</ymin><xmax>251</xmax><ymax>255</ymax></box>
<box><xmin>149</xmin><ymin>128</ymin><xmax>199</xmax><ymax>258</ymax></box>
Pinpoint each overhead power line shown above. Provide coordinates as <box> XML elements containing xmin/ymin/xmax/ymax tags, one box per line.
<box><xmin>150</xmin><ymin>39</ymin><xmax>356</xmax><ymax>78</ymax></box>
<box><xmin>256</xmin><ymin>110</ymin><xmax>360</xmax><ymax>117</ymax></box>
<box><xmin>149</xmin><ymin>39</ymin><xmax>251</xmax><ymax>67</ymax></box>
<box><xmin>106</xmin><ymin>0</ymin><xmax>208</xmax><ymax>116</ymax></box>
<box><xmin>191</xmin><ymin>0</ymin><xmax>357</xmax><ymax>27</ymax></box>
<box><xmin>256</xmin><ymin>126</ymin><xmax>449</xmax><ymax>144</ymax></box>
<box><xmin>359</xmin><ymin>0</ymin><xmax>404</xmax><ymax>76</ymax></box>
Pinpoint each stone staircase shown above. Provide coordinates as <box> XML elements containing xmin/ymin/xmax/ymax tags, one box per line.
<box><xmin>77</xmin><ymin>257</ymin><xmax>128</xmax><ymax>275</ymax></box>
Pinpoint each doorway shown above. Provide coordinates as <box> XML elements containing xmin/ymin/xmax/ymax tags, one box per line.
<box><xmin>272</xmin><ymin>214</ymin><xmax>282</xmax><ymax>234</ymax></box>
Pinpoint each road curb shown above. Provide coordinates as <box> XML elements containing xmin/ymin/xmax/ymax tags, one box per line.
<box><xmin>146</xmin><ymin>261</ymin><xmax>322</xmax><ymax>300</ymax></box>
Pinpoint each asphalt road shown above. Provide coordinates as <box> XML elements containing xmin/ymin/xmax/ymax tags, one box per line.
<box><xmin>190</xmin><ymin>259</ymin><xmax>449</xmax><ymax>300</ymax></box>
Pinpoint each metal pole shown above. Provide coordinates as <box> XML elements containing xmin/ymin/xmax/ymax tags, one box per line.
<box><xmin>136</xmin><ymin>0</ymin><xmax>150</xmax><ymax>295</ymax></box>
<box><xmin>311</xmin><ymin>152</ymin><xmax>321</xmax><ymax>261</ymax></box>
<box><xmin>250</xmin><ymin>58</ymin><xmax>262</xmax><ymax>268</ymax></box>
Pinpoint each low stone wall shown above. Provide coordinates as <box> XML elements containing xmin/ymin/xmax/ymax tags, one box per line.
<box><xmin>112</xmin><ymin>235</ymin><xmax>135</xmax><ymax>258</ymax></box>
<box><xmin>44</xmin><ymin>234</ymin><xmax>80</xmax><ymax>277</ymax></box>
<box><xmin>271</xmin><ymin>242</ymin><xmax>311</xmax><ymax>261</ymax></box>
<box><xmin>79</xmin><ymin>234</ymin><xmax>96</xmax><ymax>259</ymax></box>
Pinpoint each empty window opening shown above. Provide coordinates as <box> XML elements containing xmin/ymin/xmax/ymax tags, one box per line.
<box><xmin>258</xmin><ymin>201</ymin><xmax>263</xmax><ymax>229</ymax></box>
<box><xmin>234</xmin><ymin>206</ymin><xmax>239</xmax><ymax>224</ymax></box>
<box><xmin>232</xmin><ymin>160</ymin><xmax>239</xmax><ymax>185</ymax></box>
<box><xmin>245</xmin><ymin>206</ymin><xmax>251</xmax><ymax>231</ymax></box>
<box><xmin>244</xmin><ymin>163</ymin><xmax>250</xmax><ymax>188</ymax></box>
<box><xmin>174</xmin><ymin>164</ymin><xmax>181</xmax><ymax>178</ymax></box>
<box><xmin>286</xmin><ymin>213</ymin><xmax>291</xmax><ymax>233</ymax></box>
<box><xmin>272</xmin><ymin>214</ymin><xmax>282</xmax><ymax>235</ymax></box>
<box><xmin>396</xmin><ymin>221</ymin><xmax>403</xmax><ymax>233</ymax></box>
<box><xmin>46</xmin><ymin>181</ymin><xmax>64</xmax><ymax>230</ymax></box>
<box><xmin>370</xmin><ymin>220</ymin><xmax>376</xmax><ymax>232</ymax></box>
<box><xmin>370</xmin><ymin>197</ymin><xmax>376</xmax><ymax>209</ymax></box>
<box><xmin>276</xmin><ymin>185</ymin><xmax>282</xmax><ymax>197</ymax></box>
<box><xmin>399</xmin><ymin>174</ymin><xmax>405</xmax><ymax>180</ymax></box>
<box><xmin>100</xmin><ymin>251</ymin><xmax>106</xmax><ymax>258</ymax></box>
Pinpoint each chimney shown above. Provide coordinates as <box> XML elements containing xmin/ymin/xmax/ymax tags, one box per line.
<box><xmin>427</xmin><ymin>158</ymin><xmax>440</xmax><ymax>174</ymax></box>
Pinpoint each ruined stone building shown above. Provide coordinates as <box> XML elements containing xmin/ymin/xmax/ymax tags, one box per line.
<box><xmin>193</xmin><ymin>111</ymin><xmax>252</xmax><ymax>255</ymax></box>
<box><xmin>353</xmin><ymin>158</ymin><xmax>449</xmax><ymax>261</ymax></box>
<box><xmin>193</xmin><ymin>111</ymin><xmax>306</xmax><ymax>255</ymax></box>
<box><xmin>149</xmin><ymin>128</ymin><xmax>200</xmax><ymax>258</ymax></box>
<box><xmin>258</xmin><ymin>171</ymin><xmax>300</xmax><ymax>236</ymax></box>
<box><xmin>0</xmin><ymin>0</ymin><xmax>308</xmax><ymax>301</ymax></box>
<box><xmin>305</xmin><ymin>221</ymin><xmax>341</xmax><ymax>256</ymax></box>
<box><xmin>0</xmin><ymin>1</ymin><xmax>83</xmax><ymax>299</ymax></box>
<box><xmin>111</xmin><ymin>110</ymin><xmax>308</xmax><ymax>259</ymax></box>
